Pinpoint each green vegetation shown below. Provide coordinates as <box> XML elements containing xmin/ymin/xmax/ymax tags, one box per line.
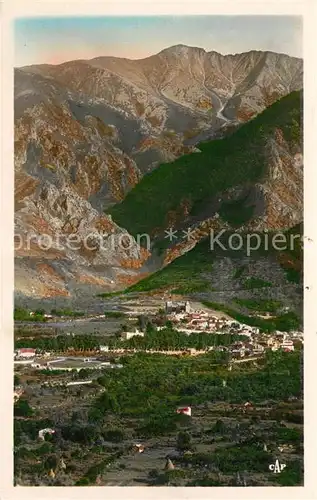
<box><xmin>14</xmin><ymin>349</ymin><xmax>303</xmax><ymax>486</ymax></box>
<box><xmin>14</xmin><ymin>398</ymin><xmax>34</xmax><ymax>418</ymax></box>
<box><xmin>272</xmin><ymin>460</ymin><xmax>303</xmax><ymax>486</ymax></box>
<box><xmin>234</xmin><ymin>298</ymin><xmax>283</xmax><ymax>314</ymax></box>
<box><xmin>184</xmin><ymin>444</ymin><xmax>274</xmax><ymax>474</ymax></box>
<box><xmin>104</xmin><ymin>311</ymin><xmax>125</xmax><ymax>318</ymax></box>
<box><xmin>14</xmin><ymin>307</ymin><xmax>85</xmax><ymax>320</ymax></box>
<box><xmin>284</xmin><ymin>268</ymin><xmax>301</xmax><ymax>284</ymax></box>
<box><xmin>233</xmin><ymin>265</ymin><xmax>246</xmax><ymax>279</ymax></box>
<box><xmin>120</xmin><ymin>328</ymin><xmax>248</xmax><ymax>351</ymax></box>
<box><xmin>242</xmin><ymin>277</ymin><xmax>272</xmax><ymax>289</ymax></box>
<box><xmin>126</xmin><ymin>239</ymin><xmax>213</xmax><ymax>294</ymax></box>
<box><xmin>15</xmin><ymin>334</ymin><xmax>105</xmax><ymax>351</ymax></box>
<box><xmin>109</xmin><ymin>92</ymin><xmax>301</xmax><ymax>238</ymax></box>
<box><xmin>89</xmin><ymin>350</ymin><xmax>301</xmax><ymax>424</ymax></box>
<box><xmin>14</xmin><ymin>418</ymin><xmax>54</xmax><ymax>445</ymax></box>
<box><xmin>202</xmin><ymin>301</ymin><xmax>300</xmax><ymax>332</ymax></box>
<box><xmin>176</xmin><ymin>431</ymin><xmax>192</xmax><ymax>452</ymax></box>
<box><xmin>14</xmin><ymin>326</ymin><xmax>248</xmax><ymax>353</ymax></box>
<box><xmin>97</xmin><ymin>290</ymin><xmax>123</xmax><ymax>299</ymax></box>
<box><xmin>279</xmin><ymin>223</ymin><xmax>303</xmax><ymax>284</ymax></box>
<box><xmin>219</xmin><ymin>195</ymin><xmax>255</xmax><ymax>227</ymax></box>
<box><xmin>117</xmin><ymin>224</ymin><xmax>302</xmax><ymax>297</ymax></box>
<box><xmin>51</xmin><ymin>309</ymin><xmax>85</xmax><ymax>317</ymax></box>
<box><xmin>75</xmin><ymin>458</ymin><xmax>111</xmax><ymax>485</ymax></box>
<box><xmin>103</xmin><ymin>428</ymin><xmax>125</xmax><ymax>443</ymax></box>
<box><xmin>14</xmin><ymin>308</ymin><xmax>46</xmax><ymax>322</ymax></box>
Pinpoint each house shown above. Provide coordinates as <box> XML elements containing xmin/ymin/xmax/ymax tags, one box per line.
<box><xmin>121</xmin><ymin>329</ymin><xmax>144</xmax><ymax>341</ymax></box>
<box><xmin>252</xmin><ymin>344</ymin><xmax>265</xmax><ymax>355</ymax></box>
<box><xmin>165</xmin><ymin>301</ymin><xmax>190</xmax><ymax>314</ymax></box>
<box><xmin>280</xmin><ymin>339</ymin><xmax>294</xmax><ymax>352</ymax></box>
<box><xmin>133</xmin><ymin>443</ymin><xmax>145</xmax><ymax>453</ymax></box>
<box><xmin>16</xmin><ymin>348</ymin><xmax>36</xmax><ymax>358</ymax></box>
<box><xmin>14</xmin><ymin>386</ymin><xmax>24</xmax><ymax>402</ymax></box>
<box><xmin>176</xmin><ymin>406</ymin><xmax>192</xmax><ymax>416</ymax></box>
<box><xmin>242</xmin><ymin>401</ymin><xmax>253</xmax><ymax>413</ymax></box>
<box><xmin>38</xmin><ymin>428</ymin><xmax>55</xmax><ymax>440</ymax></box>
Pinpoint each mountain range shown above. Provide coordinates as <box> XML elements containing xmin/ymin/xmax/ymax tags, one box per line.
<box><xmin>14</xmin><ymin>45</ymin><xmax>303</xmax><ymax>306</ymax></box>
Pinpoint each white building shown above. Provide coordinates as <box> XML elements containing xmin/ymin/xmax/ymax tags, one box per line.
<box><xmin>121</xmin><ymin>329</ymin><xmax>144</xmax><ymax>341</ymax></box>
<box><xmin>38</xmin><ymin>428</ymin><xmax>55</xmax><ymax>440</ymax></box>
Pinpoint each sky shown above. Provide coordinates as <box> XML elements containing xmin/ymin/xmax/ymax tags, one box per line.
<box><xmin>14</xmin><ymin>15</ymin><xmax>303</xmax><ymax>67</ymax></box>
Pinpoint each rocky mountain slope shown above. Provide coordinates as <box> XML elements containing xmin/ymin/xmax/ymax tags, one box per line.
<box><xmin>110</xmin><ymin>91</ymin><xmax>303</xmax><ymax>246</ymax></box>
<box><xmin>122</xmin><ymin>223</ymin><xmax>303</xmax><ymax>320</ymax></box>
<box><xmin>14</xmin><ymin>46</ymin><xmax>303</xmax><ymax>301</ymax></box>
<box><xmin>108</xmin><ymin>91</ymin><xmax>303</xmax><ymax>316</ymax></box>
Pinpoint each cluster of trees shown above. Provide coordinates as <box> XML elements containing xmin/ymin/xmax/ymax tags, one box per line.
<box><xmin>88</xmin><ymin>350</ymin><xmax>302</xmax><ymax>435</ymax></box>
<box><xmin>14</xmin><ymin>308</ymin><xmax>46</xmax><ymax>322</ymax></box>
<box><xmin>104</xmin><ymin>311</ymin><xmax>125</xmax><ymax>319</ymax></box>
<box><xmin>14</xmin><ymin>398</ymin><xmax>34</xmax><ymax>418</ymax></box>
<box><xmin>14</xmin><ymin>307</ymin><xmax>85</xmax><ymax>322</ymax></box>
<box><xmin>15</xmin><ymin>334</ymin><xmax>104</xmax><ymax>351</ymax></box>
<box><xmin>14</xmin><ymin>323</ymin><xmax>249</xmax><ymax>353</ymax></box>
<box><xmin>14</xmin><ymin>417</ymin><xmax>55</xmax><ymax>447</ymax></box>
<box><xmin>119</xmin><ymin>327</ymin><xmax>249</xmax><ymax>351</ymax></box>
<box><xmin>50</xmin><ymin>309</ymin><xmax>84</xmax><ymax>317</ymax></box>
<box><xmin>180</xmin><ymin>444</ymin><xmax>274</xmax><ymax>474</ymax></box>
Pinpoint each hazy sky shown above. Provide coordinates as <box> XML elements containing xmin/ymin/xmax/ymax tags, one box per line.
<box><xmin>14</xmin><ymin>15</ymin><xmax>302</xmax><ymax>67</ymax></box>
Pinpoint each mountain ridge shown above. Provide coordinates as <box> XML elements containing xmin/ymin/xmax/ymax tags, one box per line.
<box><xmin>14</xmin><ymin>45</ymin><xmax>303</xmax><ymax>301</ymax></box>
<box><xmin>17</xmin><ymin>45</ymin><xmax>302</xmax><ymax>70</ymax></box>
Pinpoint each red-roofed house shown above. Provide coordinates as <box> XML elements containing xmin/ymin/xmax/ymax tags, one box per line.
<box><xmin>16</xmin><ymin>348</ymin><xmax>36</xmax><ymax>358</ymax></box>
<box><xmin>176</xmin><ymin>406</ymin><xmax>192</xmax><ymax>417</ymax></box>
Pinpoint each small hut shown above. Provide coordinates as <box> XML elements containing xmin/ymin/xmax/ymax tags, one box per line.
<box><xmin>164</xmin><ymin>458</ymin><xmax>175</xmax><ymax>471</ymax></box>
<box><xmin>59</xmin><ymin>458</ymin><xmax>66</xmax><ymax>470</ymax></box>
<box><xmin>176</xmin><ymin>406</ymin><xmax>192</xmax><ymax>417</ymax></box>
<box><xmin>133</xmin><ymin>443</ymin><xmax>145</xmax><ymax>453</ymax></box>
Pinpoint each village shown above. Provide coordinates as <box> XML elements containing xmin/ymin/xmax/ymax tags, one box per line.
<box><xmin>14</xmin><ymin>300</ymin><xmax>303</xmax><ymax>366</ymax></box>
<box><xmin>161</xmin><ymin>300</ymin><xmax>303</xmax><ymax>355</ymax></box>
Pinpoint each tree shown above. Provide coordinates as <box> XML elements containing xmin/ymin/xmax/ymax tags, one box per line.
<box><xmin>43</xmin><ymin>454</ymin><xmax>58</xmax><ymax>471</ymax></box>
<box><xmin>103</xmin><ymin>428</ymin><xmax>125</xmax><ymax>443</ymax></box>
<box><xmin>213</xmin><ymin>419</ymin><xmax>227</xmax><ymax>434</ymax></box>
<box><xmin>137</xmin><ymin>315</ymin><xmax>151</xmax><ymax>332</ymax></box>
<box><xmin>176</xmin><ymin>431</ymin><xmax>191</xmax><ymax>453</ymax></box>
<box><xmin>146</xmin><ymin>322</ymin><xmax>155</xmax><ymax>334</ymax></box>
<box><xmin>34</xmin><ymin>308</ymin><xmax>45</xmax><ymax>316</ymax></box>
<box><xmin>14</xmin><ymin>398</ymin><xmax>34</xmax><ymax>417</ymax></box>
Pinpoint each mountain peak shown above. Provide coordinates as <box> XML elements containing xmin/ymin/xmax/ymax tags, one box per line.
<box><xmin>158</xmin><ymin>44</ymin><xmax>206</xmax><ymax>57</ymax></box>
